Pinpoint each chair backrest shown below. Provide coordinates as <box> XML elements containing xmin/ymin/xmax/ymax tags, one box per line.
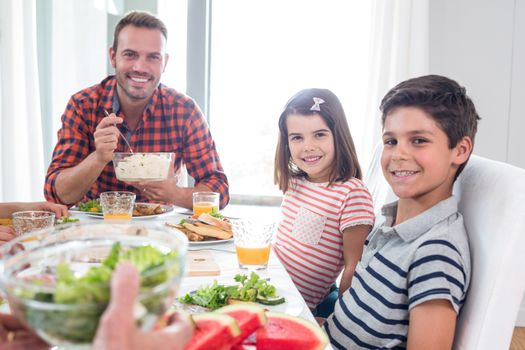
<box><xmin>452</xmin><ymin>155</ymin><xmax>525</xmax><ymax>349</ymax></box>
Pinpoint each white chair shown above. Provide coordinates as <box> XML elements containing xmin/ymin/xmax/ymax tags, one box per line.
<box><xmin>452</xmin><ymin>155</ymin><xmax>525</xmax><ymax>349</ymax></box>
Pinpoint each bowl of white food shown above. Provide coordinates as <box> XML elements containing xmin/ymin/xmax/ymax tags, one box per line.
<box><xmin>113</xmin><ymin>152</ymin><xmax>174</xmax><ymax>182</ymax></box>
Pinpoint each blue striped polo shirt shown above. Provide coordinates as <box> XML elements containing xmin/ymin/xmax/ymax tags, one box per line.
<box><xmin>324</xmin><ymin>196</ymin><xmax>470</xmax><ymax>349</ymax></box>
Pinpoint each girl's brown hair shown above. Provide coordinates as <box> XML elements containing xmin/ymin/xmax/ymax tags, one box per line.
<box><xmin>274</xmin><ymin>88</ymin><xmax>362</xmax><ymax>193</ymax></box>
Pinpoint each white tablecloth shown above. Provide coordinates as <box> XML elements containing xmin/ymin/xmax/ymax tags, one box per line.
<box><xmin>75</xmin><ymin>204</ymin><xmax>332</xmax><ymax>349</ymax></box>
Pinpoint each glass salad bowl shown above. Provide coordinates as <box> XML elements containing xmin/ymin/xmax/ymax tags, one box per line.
<box><xmin>113</xmin><ymin>152</ymin><xmax>174</xmax><ymax>182</ymax></box>
<box><xmin>0</xmin><ymin>222</ymin><xmax>188</xmax><ymax>349</ymax></box>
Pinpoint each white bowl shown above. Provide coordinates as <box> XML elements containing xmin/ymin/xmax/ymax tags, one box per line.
<box><xmin>113</xmin><ymin>152</ymin><xmax>174</xmax><ymax>182</ymax></box>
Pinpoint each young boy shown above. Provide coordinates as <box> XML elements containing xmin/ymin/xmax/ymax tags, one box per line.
<box><xmin>324</xmin><ymin>75</ymin><xmax>480</xmax><ymax>349</ymax></box>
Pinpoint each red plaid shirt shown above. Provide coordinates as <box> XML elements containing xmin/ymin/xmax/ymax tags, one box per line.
<box><xmin>44</xmin><ymin>76</ymin><xmax>229</xmax><ymax>207</ymax></box>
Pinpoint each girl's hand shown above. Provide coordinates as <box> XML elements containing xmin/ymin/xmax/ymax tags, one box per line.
<box><xmin>0</xmin><ymin>226</ymin><xmax>16</xmax><ymax>246</ymax></box>
<box><xmin>27</xmin><ymin>202</ymin><xmax>69</xmax><ymax>219</ymax></box>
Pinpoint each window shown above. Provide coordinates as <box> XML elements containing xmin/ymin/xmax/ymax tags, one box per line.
<box><xmin>208</xmin><ymin>1</ymin><xmax>373</xmax><ymax>202</ymax></box>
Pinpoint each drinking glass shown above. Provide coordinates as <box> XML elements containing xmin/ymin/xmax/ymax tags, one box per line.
<box><xmin>12</xmin><ymin>211</ymin><xmax>55</xmax><ymax>236</ymax></box>
<box><xmin>192</xmin><ymin>192</ymin><xmax>220</xmax><ymax>217</ymax></box>
<box><xmin>231</xmin><ymin>220</ymin><xmax>275</xmax><ymax>270</ymax></box>
<box><xmin>100</xmin><ymin>191</ymin><xmax>136</xmax><ymax>221</ymax></box>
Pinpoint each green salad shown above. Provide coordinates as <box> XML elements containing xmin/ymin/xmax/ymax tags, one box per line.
<box><xmin>17</xmin><ymin>242</ymin><xmax>179</xmax><ymax>344</ymax></box>
<box><xmin>55</xmin><ymin>216</ymin><xmax>80</xmax><ymax>225</ymax></box>
<box><xmin>77</xmin><ymin>199</ymin><xmax>102</xmax><ymax>213</ymax></box>
<box><xmin>179</xmin><ymin>272</ymin><xmax>285</xmax><ymax>310</ymax></box>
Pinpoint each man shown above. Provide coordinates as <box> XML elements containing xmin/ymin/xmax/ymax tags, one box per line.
<box><xmin>44</xmin><ymin>11</ymin><xmax>229</xmax><ymax>209</ymax></box>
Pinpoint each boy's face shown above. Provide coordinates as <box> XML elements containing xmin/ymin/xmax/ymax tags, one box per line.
<box><xmin>381</xmin><ymin>107</ymin><xmax>471</xmax><ymax>207</ymax></box>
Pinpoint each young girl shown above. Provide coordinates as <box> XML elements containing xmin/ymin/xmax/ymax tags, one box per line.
<box><xmin>273</xmin><ymin>88</ymin><xmax>375</xmax><ymax>317</ymax></box>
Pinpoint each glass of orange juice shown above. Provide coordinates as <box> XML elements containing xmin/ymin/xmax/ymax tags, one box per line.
<box><xmin>231</xmin><ymin>220</ymin><xmax>275</xmax><ymax>270</ymax></box>
<box><xmin>192</xmin><ymin>192</ymin><xmax>220</xmax><ymax>217</ymax></box>
<box><xmin>100</xmin><ymin>191</ymin><xmax>136</xmax><ymax>222</ymax></box>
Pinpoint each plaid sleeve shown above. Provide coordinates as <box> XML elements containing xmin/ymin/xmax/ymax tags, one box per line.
<box><xmin>44</xmin><ymin>97</ymin><xmax>93</xmax><ymax>204</ymax></box>
<box><xmin>181</xmin><ymin>104</ymin><xmax>229</xmax><ymax>208</ymax></box>
<box><xmin>407</xmin><ymin>239</ymin><xmax>469</xmax><ymax>314</ymax></box>
<box><xmin>340</xmin><ymin>179</ymin><xmax>375</xmax><ymax>232</ymax></box>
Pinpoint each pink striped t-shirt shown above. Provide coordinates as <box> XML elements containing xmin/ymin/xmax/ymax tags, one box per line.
<box><xmin>274</xmin><ymin>177</ymin><xmax>375</xmax><ymax>309</ymax></box>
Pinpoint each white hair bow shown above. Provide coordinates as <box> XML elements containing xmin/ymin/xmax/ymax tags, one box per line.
<box><xmin>310</xmin><ymin>97</ymin><xmax>325</xmax><ymax>111</ymax></box>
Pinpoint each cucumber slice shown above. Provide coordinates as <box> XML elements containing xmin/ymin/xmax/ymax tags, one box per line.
<box><xmin>256</xmin><ymin>295</ymin><xmax>285</xmax><ymax>305</ymax></box>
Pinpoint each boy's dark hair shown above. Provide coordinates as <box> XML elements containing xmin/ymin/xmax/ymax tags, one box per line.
<box><xmin>274</xmin><ymin>88</ymin><xmax>362</xmax><ymax>193</ymax></box>
<box><xmin>113</xmin><ymin>11</ymin><xmax>168</xmax><ymax>52</ymax></box>
<box><xmin>379</xmin><ymin>74</ymin><xmax>480</xmax><ymax>179</ymax></box>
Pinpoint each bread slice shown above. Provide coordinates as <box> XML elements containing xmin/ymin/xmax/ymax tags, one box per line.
<box><xmin>182</xmin><ymin>222</ymin><xmax>232</xmax><ymax>240</ymax></box>
<box><xmin>197</xmin><ymin>213</ymin><xmax>232</xmax><ymax>232</ymax></box>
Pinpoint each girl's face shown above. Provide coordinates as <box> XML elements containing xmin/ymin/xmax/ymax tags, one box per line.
<box><xmin>286</xmin><ymin>113</ymin><xmax>335</xmax><ymax>183</ymax></box>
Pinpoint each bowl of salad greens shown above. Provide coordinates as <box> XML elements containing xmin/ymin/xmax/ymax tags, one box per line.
<box><xmin>0</xmin><ymin>222</ymin><xmax>188</xmax><ymax>348</ymax></box>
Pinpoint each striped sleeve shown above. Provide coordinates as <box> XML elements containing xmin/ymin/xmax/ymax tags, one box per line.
<box><xmin>407</xmin><ymin>239</ymin><xmax>468</xmax><ymax>313</ymax></box>
<box><xmin>340</xmin><ymin>179</ymin><xmax>375</xmax><ymax>231</ymax></box>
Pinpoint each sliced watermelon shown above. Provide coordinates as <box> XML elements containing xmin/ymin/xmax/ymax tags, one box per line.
<box><xmin>216</xmin><ymin>303</ymin><xmax>267</xmax><ymax>345</ymax></box>
<box><xmin>185</xmin><ymin>313</ymin><xmax>241</xmax><ymax>350</ymax></box>
<box><xmin>256</xmin><ymin>312</ymin><xmax>329</xmax><ymax>350</ymax></box>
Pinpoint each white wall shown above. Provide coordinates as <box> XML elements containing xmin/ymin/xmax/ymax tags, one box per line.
<box><xmin>429</xmin><ymin>0</ymin><xmax>525</xmax><ymax>326</ymax></box>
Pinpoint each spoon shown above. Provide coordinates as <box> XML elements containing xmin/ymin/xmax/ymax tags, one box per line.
<box><xmin>104</xmin><ymin>109</ymin><xmax>134</xmax><ymax>153</ymax></box>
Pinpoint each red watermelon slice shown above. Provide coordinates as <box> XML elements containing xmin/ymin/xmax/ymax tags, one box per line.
<box><xmin>256</xmin><ymin>312</ymin><xmax>329</xmax><ymax>350</ymax></box>
<box><xmin>216</xmin><ymin>303</ymin><xmax>267</xmax><ymax>345</ymax></box>
<box><xmin>184</xmin><ymin>313</ymin><xmax>241</xmax><ymax>350</ymax></box>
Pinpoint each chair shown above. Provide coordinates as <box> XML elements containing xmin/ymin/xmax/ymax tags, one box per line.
<box><xmin>452</xmin><ymin>155</ymin><xmax>525</xmax><ymax>349</ymax></box>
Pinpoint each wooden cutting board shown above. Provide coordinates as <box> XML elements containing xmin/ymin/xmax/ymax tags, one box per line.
<box><xmin>186</xmin><ymin>250</ymin><xmax>220</xmax><ymax>276</ymax></box>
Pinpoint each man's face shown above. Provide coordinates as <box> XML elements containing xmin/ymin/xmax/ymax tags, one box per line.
<box><xmin>381</xmin><ymin>106</ymin><xmax>470</xmax><ymax>207</ymax></box>
<box><xmin>110</xmin><ymin>25</ymin><xmax>169</xmax><ymax>102</ymax></box>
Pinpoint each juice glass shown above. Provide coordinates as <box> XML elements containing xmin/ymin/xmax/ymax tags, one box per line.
<box><xmin>100</xmin><ymin>191</ymin><xmax>136</xmax><ymax>222</ymax></box>
<box><xmin>192</xmin><ymin>192</ymin><xmax>220</xmax><ymax>217</ymax></box>
<box><xmin>231</xmin><ymin>220</ymin><xmax>275</xmax><ymax>270</ymax></box>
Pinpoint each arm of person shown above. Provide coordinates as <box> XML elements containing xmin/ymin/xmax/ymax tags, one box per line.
<box><xmin>0</xmin><ymin>313</ymin><xmax>49</xmax><ymax>349</ymax></box>
<box><xmin>93</xmin><ymin>262</ymin><xmax>193</xmax><ymax>350</ymax></box>
<box><xmin>407</xmin><ymin>299</ymin><xmax>457</xmax><ymax>350</ymax></box>
<box><xmin>0</xmin><ymin>202</ymin><xmax>69</xmax><ymax>218</ymax></box>
<box><xmin>339</xmin><ymin>224</ymin><xmax>371</xmax><ymax>295</ymax></box>
<box><xmin>181</xmin><ymin>104</ymin><xmax>229</xmax><ymax>209</ymax></box>
<box><xmin>53</xmin><ymin>115</ymin><xmax>123</xmax><ymax>205</ymax></box>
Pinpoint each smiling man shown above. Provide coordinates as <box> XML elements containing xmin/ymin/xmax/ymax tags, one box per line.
<box><xmin>44</xmin><ymin>11</ymin><xmax>229</xmax><ymax>209</ymax></box>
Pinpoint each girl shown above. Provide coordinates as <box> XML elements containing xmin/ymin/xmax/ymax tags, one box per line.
<box><xmin>273</xmin><ymin>88</ymin><xmax>374</xmax><ymax>317</ymax></box>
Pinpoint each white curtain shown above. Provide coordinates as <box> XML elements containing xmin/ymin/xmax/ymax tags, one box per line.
<box><xmin>362</xmin><ymin>0</ymin><xmax>429</xmax><ymax>209</ymax></box>
<box><xmin>0</xmin><ymin>0</ymin><xmax>45</xmax><ymax>201</ymax></box>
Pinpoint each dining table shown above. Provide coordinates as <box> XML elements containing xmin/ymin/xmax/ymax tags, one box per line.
<box><xmin>69</xmin><ymin>203</ymin><xmax>333</xmax><ymax>349</ymax></box>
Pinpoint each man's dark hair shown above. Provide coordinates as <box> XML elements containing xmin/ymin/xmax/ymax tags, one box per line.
<box><xmin>113</xmin><ymin>11</ymin><xmax>167</xmax><ymax>52</ymax></box>
<box><xmin>380</xmin><ymin>74</ymin><xmax>481</xmax><ymax>179</ymax></box>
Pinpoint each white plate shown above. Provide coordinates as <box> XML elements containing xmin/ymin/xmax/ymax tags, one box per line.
<box><xmin>178</xmin><ymin>281</ymin><xmax>303</xmax><ymax>316</ymax></box>
<box><xmin>188</xmin><ymin>238</ymin><xmax>234</xmax><ymax>246</ymax></box>
<box><xmin>71</xmin><ymin>203</ymin><xmax>173</xmax><ymax>220</ymax></box>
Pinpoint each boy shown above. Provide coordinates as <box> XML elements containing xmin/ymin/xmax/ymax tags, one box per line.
<box><xmin>324</xmin><ymin>75</ymin><xmax>480</xmax><ymax>349</ymax></box>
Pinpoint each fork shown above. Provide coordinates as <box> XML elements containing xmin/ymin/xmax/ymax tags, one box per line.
<box><xmin>104</xmin><ymin>109</ymin><xmax>134</xmax><ymax>153</ymax></box>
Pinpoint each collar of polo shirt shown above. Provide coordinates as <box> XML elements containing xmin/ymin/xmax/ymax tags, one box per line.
<box><xmin>380</xmin><ymin>196</ymin><xmax>459</xmax><ymax>242</ymax></box>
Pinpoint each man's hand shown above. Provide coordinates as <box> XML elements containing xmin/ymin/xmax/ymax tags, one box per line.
<box><xmin>93</xmin><ymin>114</ymin><xmax>123</xmax><ymax>164</ymax></box>
<box><xmin>0</xmin><ymin>313</ymin><xmax>48</xmax><ymax>350</ymax></box>
<box><xmin>93</xmin><ymin>263</ymin><xmax>193</xmax><ymax>350</ymax></box>
<box><xmin>129</xmin><ymin>161</ymin><xmax>182</xmax><ymax>204</ymax></box>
